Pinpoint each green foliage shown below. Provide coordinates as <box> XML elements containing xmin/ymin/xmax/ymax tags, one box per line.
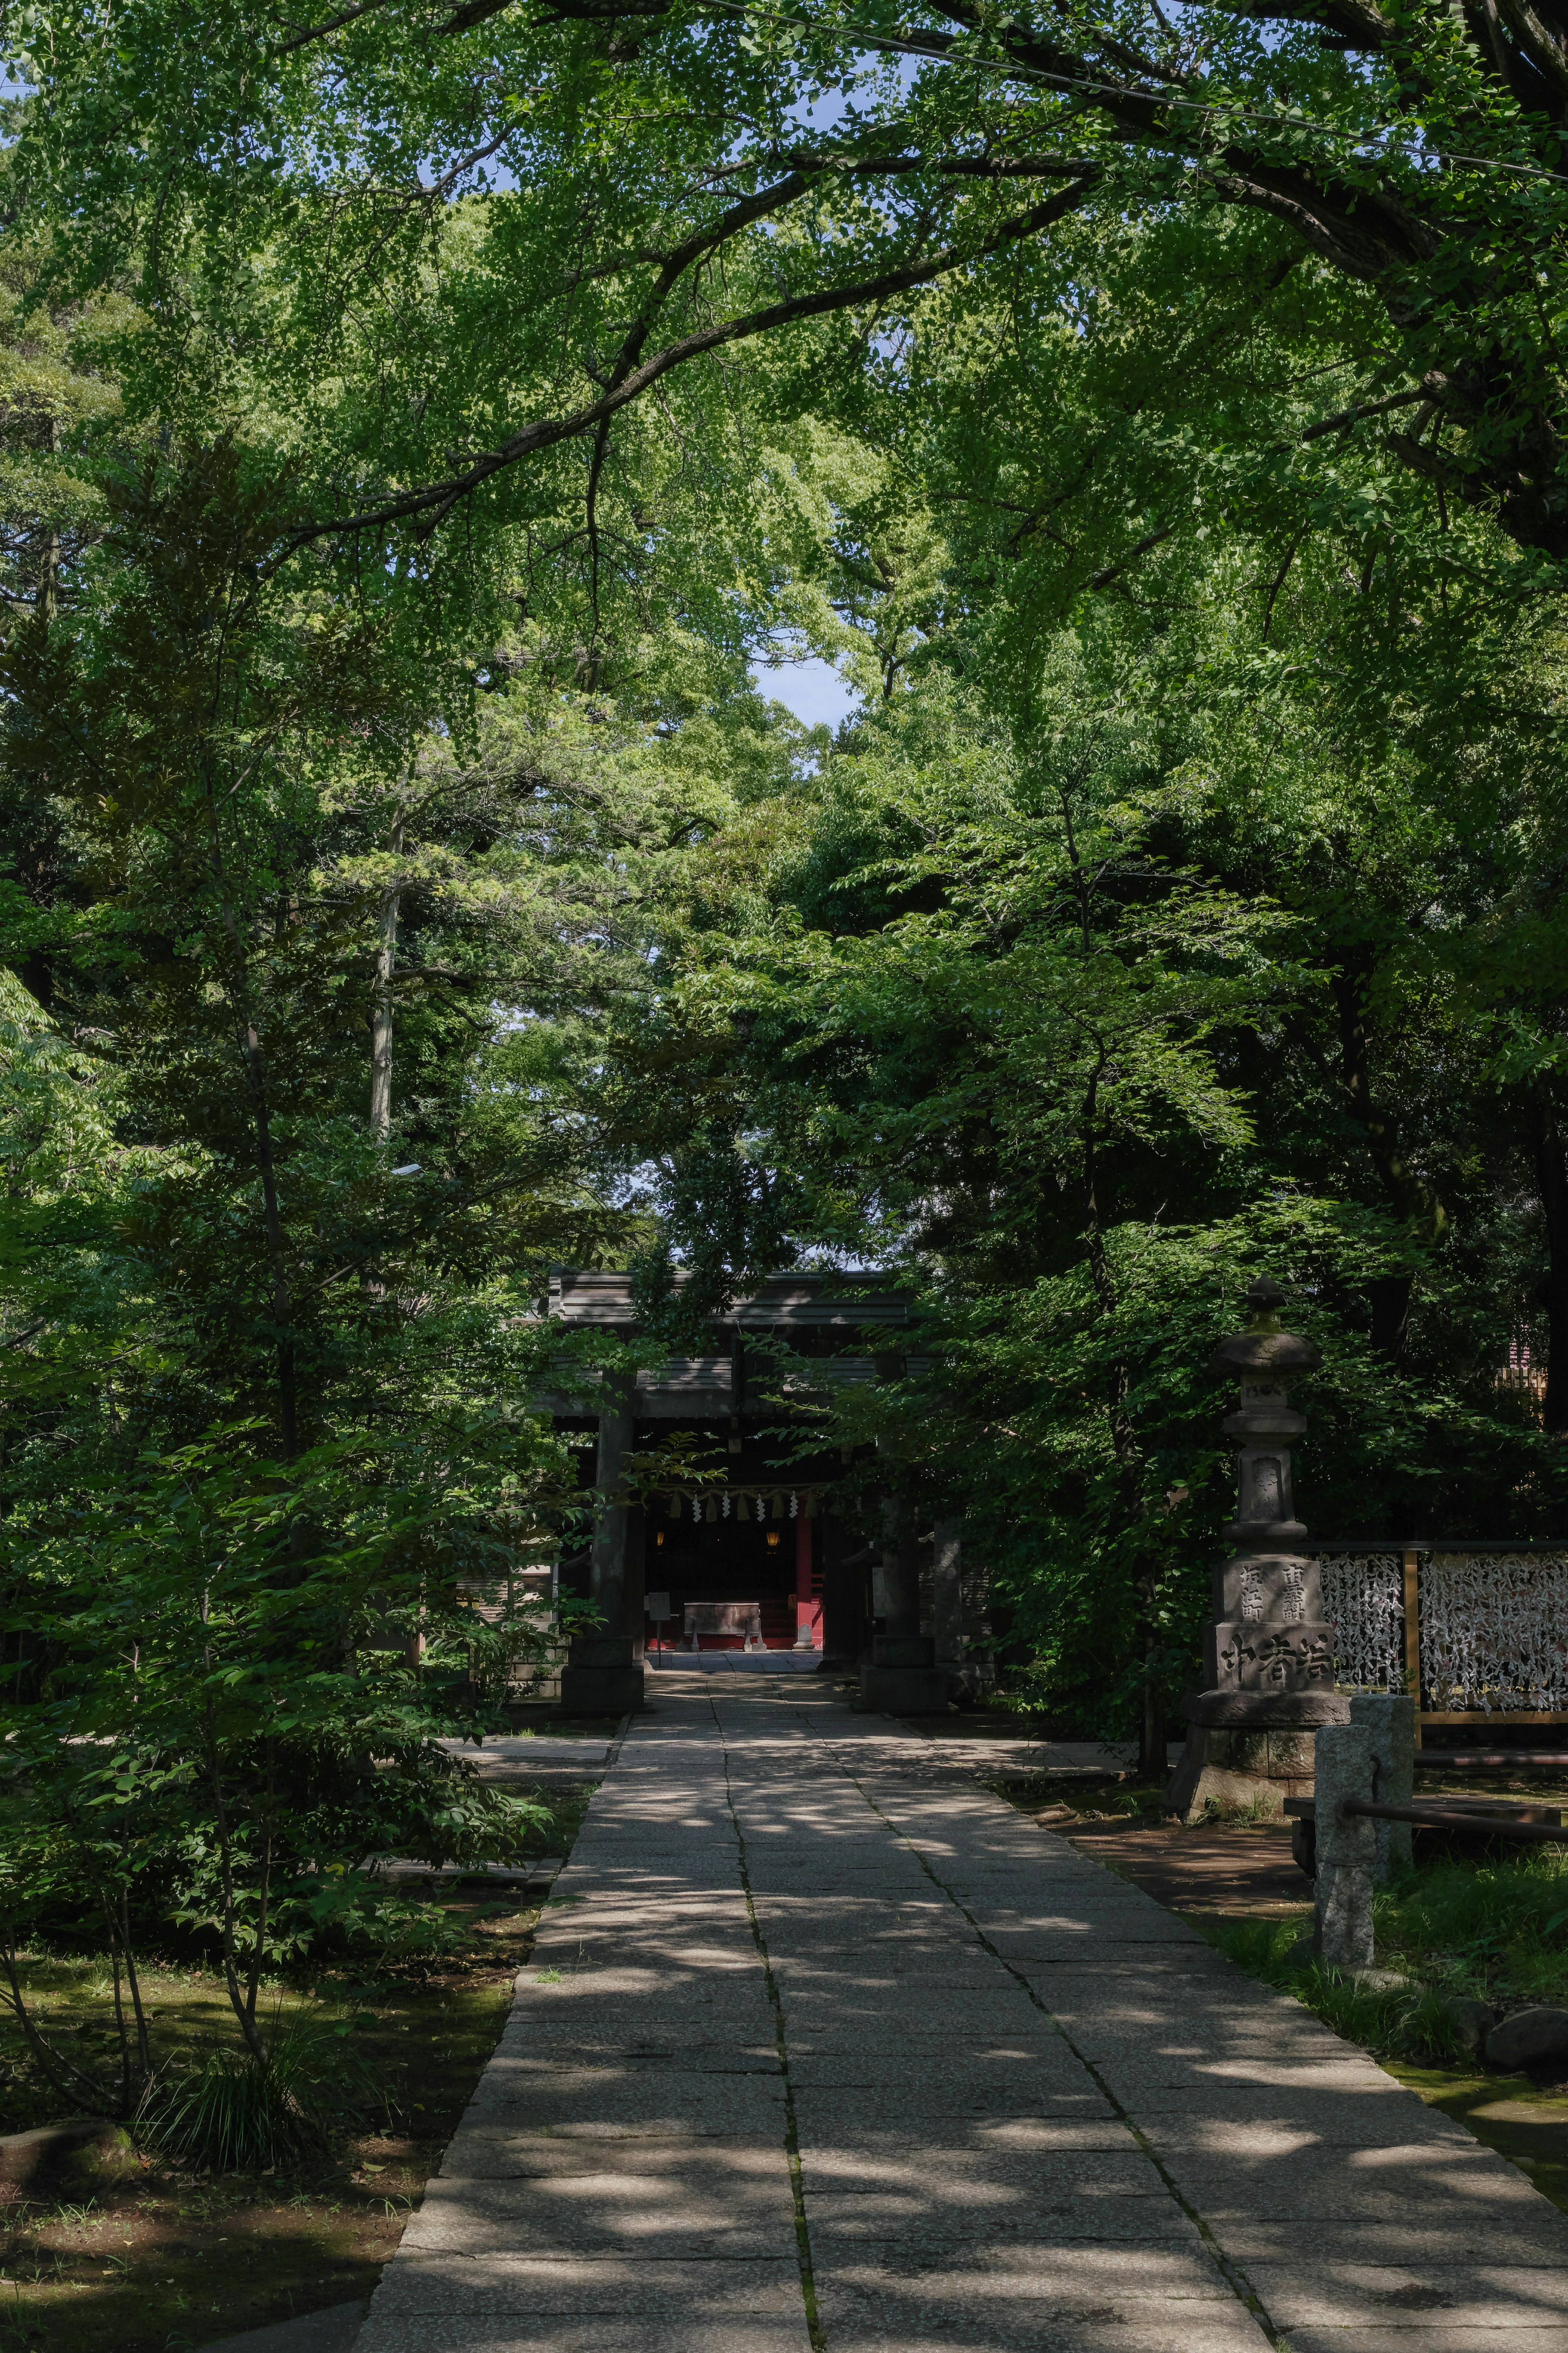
<box><xmin>0</xmin><ymin>438</ymin><xmax>662</xmax><ymax>2096</ymax></box>
<box><xmin>1377</xmin><ymin>1852</ymin><xmax>1568</xmax><ymax>2007</ymax></box>
<box><xmin>0</xmin><ymin>0</ymin><xmax>1567</xmax><ymax>2019</ymax></box>
<box><xmin>1205</xmin><ymin>1850</ymin><xmax>1568</xmax><ymax>2059</ymax></box>
<box><xmin>141</xmin><ymin>2007</ymin><xmax>376</xmax><ymax>2174</ymax></box>
<box><xmin>603</xmin><ymin>614</ymin><xmax>1568</xmax><ymax>1733</ymax></box>
<box><xmin>0</xmin><ymin>1419</ymin><xmax>576</xmax><ymax>2112</ymax></box>
<box><xmin>9</xmin><ymin>0</ymin><xmax>1568</xmax><ymax>619</ymax></box>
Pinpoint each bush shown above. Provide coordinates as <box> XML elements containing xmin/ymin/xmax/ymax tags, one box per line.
<box><xmin>0</xmin><ymin>1430</ymin><xmax>577</xmax><ymax>2119</ymax></box>
<box><xmin>1379</xmin><ymin>1851</ymin><xmax>1568</xmax><ymax>2002</ymax></box>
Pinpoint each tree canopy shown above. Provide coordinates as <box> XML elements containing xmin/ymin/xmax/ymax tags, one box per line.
<box><xmin>0</xmin><ymin>0</ymin><xmax>1566</xmax><ymax>1948</ymax></box>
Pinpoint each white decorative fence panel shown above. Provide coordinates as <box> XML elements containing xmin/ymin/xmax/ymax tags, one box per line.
<box><xmin>1319</xmin><ymin>1552</ymin><xmax>1405</xmax><ymax>1693</ymax></box>
<box><xmin>1419</xmin><ymin>1553</ymin><xmax>1568</xmax><ymax>1715</ymax></box>
<box><xmin>1316</xmin><ymin>1546</ymin><xmax>1568</xmax><ymax>1719</ymax></box>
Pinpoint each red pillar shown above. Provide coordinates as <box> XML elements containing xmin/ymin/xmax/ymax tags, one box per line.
<box><xmin>795</xmin><ymin>1510</ymin><xmax>821</xmax><ymax>1649</ymax></box>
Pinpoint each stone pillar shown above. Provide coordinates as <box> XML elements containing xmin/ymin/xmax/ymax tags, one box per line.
<box><xmin>1165</xmin><ymin>1276</ymin><xmax>1348</xmax><ymax>1822</ymax></box>
<box><xmin>1313</xmin><ymin>1721</ymin><xmax>1376</xmax><ymax>1969</ymax></box>
<box><xmin>933</xmin><ymin>1517</ymin><xmax>993</xmax><ymax>1700</ymax></box>
<box><xmin>1350</xmin><ymin>1691</ymin><xmax>1416</xmax><ymax>1878</ymax></box>
<box><xmin>860</xmin><ymin>1488</ymin><xmax>948</xmax><ymax>1714</ymax></box>
<box><xmin>625</xmin><ymin>1497</ymin><xmax>646</xmax><ymax>1664</ymax></box>
<box><xmin>817</xmin><ymin>1516</ymin><xmax>865</xmax><ymax>1668</ymax></box>
<box><xmin>882</xmin><ymin>1500</ymin><xmax>920</xmax><ymax>1640</ymax></box>
<box><xmin>559</xmin><ymin>1381</ymin><xmax>646</xmax><ymax>1714</ymax></box>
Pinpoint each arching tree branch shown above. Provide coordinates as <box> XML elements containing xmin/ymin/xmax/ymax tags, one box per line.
<box><xmin>295</xmin><ymin>175</ymin><xmax>1100</xmax><ymax>541</ymax></box>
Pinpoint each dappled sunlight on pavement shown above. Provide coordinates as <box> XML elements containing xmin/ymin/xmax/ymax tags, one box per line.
<box><xmin>352</xmin><ymin>1668</ymin><xmax>1568</xmax><ymax>2352</ymax></box>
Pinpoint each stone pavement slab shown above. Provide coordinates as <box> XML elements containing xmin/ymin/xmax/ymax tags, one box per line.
<box><xmin>353</xmin><ymin>1668</ymin><xmax>1568</xmax><ymax>2353</ymax></box>
<box><xmin>199</xmin><ymin>2304</ymin><xmax>367</xmax><ymax>2353</ymax></box>
<box><xmin>356</xmin><ymin>2321</ymin><xmax>811</xmax><ymax>2353</ymax></box>
<box><xmin>368</xmin><ymin>2251</ymin><xmax>804</xmax><ymax>2313</ymax></box>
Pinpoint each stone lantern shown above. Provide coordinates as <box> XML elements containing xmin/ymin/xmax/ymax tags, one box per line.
<box><xmin>1165</xmin><ymin>1275</ymin><xmax>1348</xmax><ymax>1822</ymax></box>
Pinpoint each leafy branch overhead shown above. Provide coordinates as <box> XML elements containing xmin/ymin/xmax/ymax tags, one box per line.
<box><xmin>1</xmin><ymin>0</ymin><xmax>1568</xmax><ymax>2062</ymax></box>
<box><xmin>7</xmin><ymin>0</ymin><xmax>1568</xmax><ymax>572</ymax></box>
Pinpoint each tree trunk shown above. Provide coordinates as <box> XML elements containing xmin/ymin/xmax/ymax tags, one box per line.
<box><xmin>1331</xmin><ymin>960</ymin><xmax>1444</xmax><ymax>1365</ymax></box>
<box><xmin>1368</xmin><ymin>1272</ymin><xmax>1415</xmax><ymax>1362</ymax></box>
<box><xmin>234</xmin><ymin>984</ymin><xmax>298</xmax><ymax>1461</ymax></box>
<box><xmin>38</xmin><ymin>419</ymin><xmax>59</xmax><ymax>622</ymax></box>
<box><xmin>370</xmin><ymin>872</ymin><xmax>398</xmax><ymax>1140</ymax></box>
<box><xmin>1138</xmin><ymin>1633</ymin><xmax>1165</xmax><ymax>1781</ymax></box>
<box><xmin>370</xmin><ymin>790</ymin><xmax>408</xmax><ymax>1142</ymax></box>
<box><xmin>203</xmin><ymin>757</ymin><xmax>298</xmax><ymax>1461</ymax></box>
<box><xmin>1084</xmin><ymin>1054</ymin><xmax>1162</xmax><ymax>1762</ymax></box>
<box><xmin>1532</xmin><ymin>1086</ymin><xmax>1568</xmax><ymax>1436</ymax></box>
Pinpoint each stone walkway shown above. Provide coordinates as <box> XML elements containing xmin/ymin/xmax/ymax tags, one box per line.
<box><xmin>355</xmin><ymin>1671</ymin><xmax>1568</xmax><ymax>2353</ymax></box>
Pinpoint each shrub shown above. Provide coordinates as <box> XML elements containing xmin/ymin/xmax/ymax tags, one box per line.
<box><xmin>141</xmin><ymin>2009</ymin><xmax>377</xmax><ymax>2173</ymax></box>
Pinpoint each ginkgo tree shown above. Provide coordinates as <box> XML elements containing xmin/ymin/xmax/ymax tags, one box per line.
<box><xmin>7</xmin><ymin>0</ymin><xmax>1568</xmax><ymax>610</ymax></box>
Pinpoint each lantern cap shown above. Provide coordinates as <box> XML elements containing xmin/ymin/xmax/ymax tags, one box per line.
<box><xmin>1207</xmin><ymin>1274</ymin><xmax>1321</xmax><ymax>1376</ymax></box>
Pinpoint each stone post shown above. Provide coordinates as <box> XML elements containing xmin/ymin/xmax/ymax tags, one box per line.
<box><xmin>559</xmin><ymin>1380</ymin><xmax>646</xmax><ymax>1714</ymax></box>
<box><xmin>1350</xmin><ymin>1691</ymin><xmax>1416</xmax><ymax>1878</ymax></box>
<box><xmin>1313</xmin><ymin>1721</ymin><xmax>1377</xmax><ymax>1969</ymax></box>
<box><xmin>1165</xmin><ymin>1276</ymin><xmax>1348</xmax><ymax>1822</ymax></box>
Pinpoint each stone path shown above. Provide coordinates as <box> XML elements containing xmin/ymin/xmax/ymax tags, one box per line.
<box><xmin>354</xmin><ymin>1671</ymin><xmax>1568</xmax><ymax>2353</ymax></box>
<box><xmin>438</xmin><ymin>1734</ymin><xmax>616</xmax><ymax>1790</ymax></box>
<box><xmin>647</xmin><ymin>1650</ymin><xmax>825</xmax><ymax>1673</ymax></box>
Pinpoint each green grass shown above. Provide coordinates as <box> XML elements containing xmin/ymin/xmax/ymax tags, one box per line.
<box><xmin>1198</xmin><ymin>1847</ymin><xmax>1568</xmax><ymax>2058</ymax></box>
<box><xmin>1197</xmin><ymin>1915</ymin><xmax>1481</xmax><ymax>2060</ymax></box>
<box><xmin>1374</xmin><ymin>1848</ymin><xmax>1568</xmax><ymax>2004</ymax></box>
<box><xmin>143</xmin><ymin>2009</ymin><xmax>381</xmax><ymax>2174</ymax></box>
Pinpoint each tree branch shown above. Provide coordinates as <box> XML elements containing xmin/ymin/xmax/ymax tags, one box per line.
<box><xmin>270</xmin><ymin>0</ymin><xmax>393</xmax><ymax>56</ymax></box>
<box><xmin>294</xmin><ymin>176</ymin><xmax>1101</xmax><ymax>542</ymax></box>
<box><xmin>1088</xmin><ymin>524</ymin><xmax>1174</xmax><ymax>589</ymax></box>
<box><xmin>1292</xmin><ymin>383</ymin><xmax>1437</xmax><ymax>441</ymax></box>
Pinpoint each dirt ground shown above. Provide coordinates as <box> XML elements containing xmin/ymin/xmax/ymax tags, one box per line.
<box><xmin>0</xmin><ymin>1917</ymin><xmax>522</xmax><ymax>2353</ymax></box>
<box><xmin>1063</xmin><ymin>1817</ymin><xmax>1311</xmax><ymax>1915</ymax></box>
<box><xmin>0</xmin><ymin>1772</ymin><xmax>603</xmax><ymax>2353</ymax></box>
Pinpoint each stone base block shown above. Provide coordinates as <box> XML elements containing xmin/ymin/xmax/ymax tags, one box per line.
<box><xmin>559</xmin><ymin>1637</ymin><xmax>644</xmax><ymax>1715</ymax></box>
<box><xmin>873</xmin><ymin>1634</ymin><xmax>936</xmax><ymax>1669</ymax></box>
<box><xmin>1165</xmin><ymin>1715</ymin><xmax>1333</xmax><ymax>1824</ymax></box>
<box><xmin>1185</xmin><ymin>1687</ymin><xmax>1350</xmax><ymax>1729</ymax></box>
<box><xmin>860</xmin><ymin>1664</ymin><xmax>951</xmax><ymax>1715</ymax></box>
<box><xmin>558</xmin><ymin>1663</ymin><xmax>644</xmax><ymax>1714</ymax></box>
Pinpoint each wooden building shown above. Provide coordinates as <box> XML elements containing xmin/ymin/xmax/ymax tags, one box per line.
<box><xmin>540</xmin><ymin>1268</ymin><xmax>992</xmax><ymax>1712</ymax></box>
